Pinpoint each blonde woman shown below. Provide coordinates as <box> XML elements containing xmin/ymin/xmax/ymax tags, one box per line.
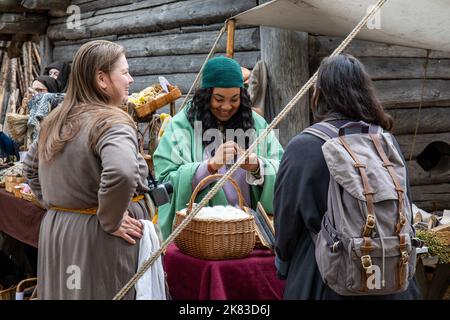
<box><xmin>23</xmin><ymin>40</ymin><xmax>150</xmax><ymax>299</ymax></box>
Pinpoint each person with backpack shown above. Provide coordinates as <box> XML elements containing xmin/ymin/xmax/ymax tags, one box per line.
<box><xmin>274</xmin><ymin>54</ymin><xmax>422</xmax><ymax>300</ymax></box>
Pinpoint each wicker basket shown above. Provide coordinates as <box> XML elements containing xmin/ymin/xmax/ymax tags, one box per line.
<box><xmin>0</xmin><ymin>285</ymin><xmax>17</xmax><ymax>300</ymax></box>
<box><xmin>174</xmin><ymin>174</ymin><xmax>256</xmax><ymax>260</ymax></box>
<box><xmin>5</xmin><ymin>176</ymin><xmax>25</xmax><ymax>193</ymax></box>
<box><xmin>16</xmin><ymin>277</ymin><xmax>37</xmax><ymax>300</ymax></box>
<box><xmin>134</xmin><ymin>85</ymin><xmax>181</xmax><ymax>118</ymax></box>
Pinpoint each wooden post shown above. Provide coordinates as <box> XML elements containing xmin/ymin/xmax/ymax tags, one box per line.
<box><xmin>226</xmin><ymin>19</ymin><xmax>235</xmax><ymax>58</ymax></box>
<box><xmin>39</xmin><ymin>35</ymin><xmax>52</xmax><ymax>74</ymax></box>
<box><xmin>260</xmin><ymin>26</ymin><xmax>310</xmax><ymax>146</ymax></box>
<box><xmin>170</xmin><ymin>101</ymin><xmax>176</xmax><ymax>117</ymax></box>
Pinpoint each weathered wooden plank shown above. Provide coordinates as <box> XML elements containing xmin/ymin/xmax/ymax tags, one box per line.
<box><xmin>357</xmin><ymin>57</ymin><xmax>450</xmax><ymax>80</ymax></box>
<box><xmin>261</xmin><ymin>26</ymin><xmax>309</xmax><ymax>146</ymax></box>
<box><xmin>407</xmin><ymin>160</ymin><xmax>450</xmax><ymax>186</ymax></box>
<box><xmin>50</xmin><ymin>0</ymin><xmax>179</xmax><ymax>23</ymax></box>
<box><xmin>52</xmin><ymin>23</ymin><xmax>225</xmax><ymax>47</ymax></box>
<box><xmin>47</xmin><ymin>0</ymin><xmax>256</xmax><ymax>41</ymax></box>
<box><xmin>127</xmin><ymin>51</ymin><xmax>259</xmax><ymax>76</ymax></box>
<box><xmin>309</xmin><ymin>35</ymin><xmax>450</xmax><ymax>59</ymax></box>
<box><xmin>411</xmin><ymin>184</ymin><xmax>450</xmax><ymax>211</ymax></box>
<box><xmin>375</xmin><ymin>80</ymin><xmax>450</xmax><ymax>108</ymax></box>
<box><xmin>0</xmin><ymin>13</ymin><xmax>48</xmax><ymax>34</ymax></box>
<box><xmin>131</xmin><ymin>73</ymin><xmax>196</xmax><ymax>93</ymax></box>
<box><xmin>395</xmin><ymin>132</ymin><xmax>450</xmax><ymax>160</ymax></box>
<box><xmin>388</xmin><ymin>107</ymin><xmax>450</xmax><ymax>135</ymax></box>
<box><xmin>21</xmin><ymin>0</ymin><xmax>70</xmax><ymax>10</ymax></box>
<box><xmin>52</xmin><ymin>28</ymin><xmax>260</xmax><ymax>62</ymax></box>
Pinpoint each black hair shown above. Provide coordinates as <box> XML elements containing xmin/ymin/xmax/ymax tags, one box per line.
<box><xmin>313</xmin><ymin>54</ymin><xmax>393</xmax><ymax>131</ymax></box>
<box><xmin>187</xmin><ymin>87</ymin><xmax>255</xmax><ymax>149</ymax></box>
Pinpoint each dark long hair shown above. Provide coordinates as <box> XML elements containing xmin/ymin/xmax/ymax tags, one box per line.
<box><xmin>312</xmin><ymin>54</ymin><xmax>393</xmax><ymax>131</ymax></box>
<box><xmin>187</xmin><ymin>87</ymin><xmax>255</xmax><ymax>148</ymax></box>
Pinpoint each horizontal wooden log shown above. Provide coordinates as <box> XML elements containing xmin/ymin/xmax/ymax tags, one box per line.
<box><xmin>395</xmin><ymin>132</ymin><xmax>450</xmax><ymax>160</ymax></box>
<box><xmin>309</xmin><ymin>35</ymin><xmax>450</xmax><ymax>59</ymax></box>
<box><xmin>407</xmin><ymin>160</ymin><xmax>450</xmax><ymax>186</ymax></box>
<box><xmin>52</xmin><ymin>22</ymin><xmax>225</xmax><ymax>47</ymax></box>
<box><xmin>375</xmin><ymin>80</ymin><xmax>450</xmax><ymax>108</ymax></box>
<box><xmin>411</xmin><ymin>184</ymin><xmax>450</xmax><ymax>211</ymax></box>
<box><xmin>358</xmin><ymin>57</ymin><xmax>450</xmax><ymax>80</ymax></box>
<box><xmin>21</xmin><ymin>0</ymin><xmax>70</xmax><ymax>10</ymax></box>
<box><xmin>52</xmin><ymin>27</ymin><xmax>260</xmax><ymax>62</ymax></box>
<box><xmin>127</xmin><ymin>51</ymin><xmax>259</xmax><ymax>76</ymax></box>
<box><xmin>47</xmin><ymin>0</ymin><xmax>256</xmax><ymax>41</ymax></box>
<box><xmin>51</xmin><ymin>0</ymin><xmax>178</xmax><ymax>22</ymax></box>
<box><xmin>131</xmin><ymin>73</ymin><xmax>196</xmax><ymax>94</ymax></box>
<box><xmin>388</xmin><ymin>107</ymin><xmax>450</xmax><ymax>135</ymax></box>
<box><xmin>0</xmin><ymin>13</ymin><xmax>48</xmax><ymax>34</ymax></box>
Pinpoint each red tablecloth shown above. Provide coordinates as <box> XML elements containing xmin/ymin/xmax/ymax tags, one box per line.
<box><xmin>163</xmin><ymin>243</ymin><xmax>285</xmax><ymax>300</ymax></box>
<box><xmin>0</xmin><ymin>188</ymin><xmax>45</xmax><ymax>248</ymax></box>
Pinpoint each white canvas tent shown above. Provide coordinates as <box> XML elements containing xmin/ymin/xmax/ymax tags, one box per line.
<box><xmin>232</xmin><ymin>0</ymin><xmax>450</xmax><ymax>52</ymax></box>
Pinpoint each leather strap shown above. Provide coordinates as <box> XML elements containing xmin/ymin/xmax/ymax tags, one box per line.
<box><xmin>370</xmin><ymin>134</ymin><xmax>406</xmax><ymax>234</ymax></box>
<box><xmin>397</xmin><ymin>234</ymin><xmax>409</xmax><ymax>289</ymax></box>
<box><xmin>360</xmin><ymin>237</ymin><xmax>374</xmax><ymax>292</ymax></box>
<box><xmin>339</xmin><ymin>136</ymin><xmax>376</xmax><ymax>237</ymax></box>
<box><xmin>50</xmin><ymin>195</ymin><xmax>145</xmax><ymax>215</ymax></box>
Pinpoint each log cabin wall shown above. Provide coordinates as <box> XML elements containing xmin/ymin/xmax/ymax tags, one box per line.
<box><xmin>47</xmin><ymin>0</ymin><xmax>261</xmax><ymax>107</ymax></box>
<box><xmin>309</xmin><ymin>36</ymin><xmax>450</xmax><ymax>211</ymax></box>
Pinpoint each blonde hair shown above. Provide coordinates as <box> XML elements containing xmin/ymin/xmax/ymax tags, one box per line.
<box><xmin>38</xmin><ymin>40</ymin><xmax>135</xmax><ymax>161</ymax></box>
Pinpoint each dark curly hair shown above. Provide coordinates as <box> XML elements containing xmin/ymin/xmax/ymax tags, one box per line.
<box><xmin>187</xmin><ymin>87</ymin><xmax>255</xmax><ymax>149</ymax></box>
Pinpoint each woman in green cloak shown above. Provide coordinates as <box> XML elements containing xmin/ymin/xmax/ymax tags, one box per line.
<box><xmin>153</xmin><ymin>56</ymin><xmax>283</xmax><ymax>240</ymax></box>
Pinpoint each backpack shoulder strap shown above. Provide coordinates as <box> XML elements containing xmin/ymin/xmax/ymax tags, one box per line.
<box><xmin>302</xmin><ymin>121</ymin><xmax>339</xmax><ymax>142</ymax></box>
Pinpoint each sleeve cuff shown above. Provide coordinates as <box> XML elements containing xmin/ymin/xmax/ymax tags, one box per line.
<box><xmin>246</xmin><ymin>158</ymin><xmax>265</xmax><ymax>186</ymax></box>
<box><xmin>275</xmin><ymin>255</ymin><xmax>290</xmax><ymax>278</ymax></box>
<box><xmin>192</xmin><ymin>160</ymin><xmax>210</xmax><ymax>190</ymax></box>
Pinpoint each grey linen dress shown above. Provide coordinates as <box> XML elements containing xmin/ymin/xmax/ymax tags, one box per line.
<box><xmin>23</xmin><ymin>119</ymin><xmax>150</xmax><ymax>300</ymax></box>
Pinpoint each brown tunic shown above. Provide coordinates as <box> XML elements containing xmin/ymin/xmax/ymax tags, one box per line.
<box><xmin>23</xmin><ymin>119</ymin><xmax>149</xmax><ymax>300</ymax></box>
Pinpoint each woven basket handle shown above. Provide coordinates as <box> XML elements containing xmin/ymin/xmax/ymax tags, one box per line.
<box><xmin>187</xmin><ymin>173</ymin><xmax>246</xmax><ymax>214</ymax></box>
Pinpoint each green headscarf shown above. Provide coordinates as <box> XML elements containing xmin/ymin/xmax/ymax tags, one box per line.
<box><xmin>201</xmin><ymin>56</ymin><xmax>244</xmax><ymax>89</ymax></box>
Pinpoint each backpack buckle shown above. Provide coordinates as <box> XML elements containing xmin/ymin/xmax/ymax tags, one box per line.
<box><xmin>331</xmin><ymin>241</ymin><xmax>341</xmax><ymax>253</ymax></box>
<box><xmin>400</xmin><ymin>251</ymin><xmax>409</xmax><ymax>265</ymax></box>
<box><xmin>362</xmin><ymin>215</ymin><xmax>376</xmax><ymax>236</ymax></box>
<box><xmin>361</xmin><ymin>255</ymin><xmax>373</xmax><ymax>270</ymax></box>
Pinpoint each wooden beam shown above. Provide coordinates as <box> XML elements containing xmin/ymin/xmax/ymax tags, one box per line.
<box><xmin>47</xmin><ymin>0</ymin><xmax>256</xmax><ymax>41</ymax></box>
<box><xmin>131</xmin><ymin>73</ymin><xmax>197</xmax><ymax>94</ymax></box>
<box><xmin>411</xmin><ymin>184</ymin><xmax>450</xmax><ymax>211</ymax></box>
<box><xmin>20</xmin><ymin>0</ymin><xmax>70</xmax><ymax>11</ymax></box>
<box><xmin>407</xmin><ymin>160</ymin><xmax>450</xmax><ymax>186</ymax></box>
<box><xmin>127</xmin><ymin>51</ymin><xmax>259</xmax><ymax>76</ymax></box>
<box><xmin>388</xmin><ymin>107</ymin><xmax>450</xmax><ymax>135</ymax></box>
<box><xmin>39</xmin><ymin>35</ymin><xmax>52</xmax><ymax>75</ymax></box>
<box><xmin>261</xmin><ymin>26</ymin><xmax>310</xmax><ymax>146</ymax></box>
<box><xmin>358</xmin><ymin>57</ymin><xmax>450</xmax><ymax>80</ymax></box>
<box><xmin>396</xmin><ymin>132</ymin><xmax>450</xmax><ymax>160</ymax></box>
<box><xmin>52</xmin><ymin>28</ymin><xmax>260</xmax><ymax>62</ymax></box>
<box><xmin>0</xmin><ymin>13</ymin><xmax>48</xmax><ymax>34</ymax></box>
<box><xmin>309</xmin><ymin>35</ymin><xmax>450</xmax><ymax>59</ymax></box>
<box><xmin>375</xmin><ymin>80</ymin><xmax>450</xmax><ymax>108</ymax></box>
<box><xmin>226</xmin><ymin>19</ymin><xmax>235</xmax><ymax>58</ymax></box>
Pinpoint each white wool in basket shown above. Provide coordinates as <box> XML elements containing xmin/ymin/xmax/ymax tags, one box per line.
<box><xmin>180</xmin><ymin>205</ymin><xmax>248</xmax><ymax>220</ymax></box>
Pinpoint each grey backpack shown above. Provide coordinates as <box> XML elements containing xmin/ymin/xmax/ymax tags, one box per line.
<box><xmin>304</xmin><ymin>120</ymin><xmax>418</xmax><ymax>296</ymax></box>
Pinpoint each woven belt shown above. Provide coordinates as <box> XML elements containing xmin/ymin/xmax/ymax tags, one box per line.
<box><xmin>50</xmin><ymin>195</ymin><xmax>145</xmax><ymax>215</ymax></box>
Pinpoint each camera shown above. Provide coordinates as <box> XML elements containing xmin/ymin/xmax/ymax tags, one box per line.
<box><xmin>147</xmin><ymin>174</ymin><xmax>173</xmax><ymax>207</ymax></box>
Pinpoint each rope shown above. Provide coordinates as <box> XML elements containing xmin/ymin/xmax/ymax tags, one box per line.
<box><xmin>113</xmin><ymin>0</ymin><xmax>388</xmax><ymax>300</ymax></box>
<box><xmin>408</xmin><ymin>49</ymin><xmax>431</xmax><ymax>162</ymax></box>
<box><xmin>178</xmin><ymin>23</ymin><xmax>227</xmax><ymax>112</ymax></box>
